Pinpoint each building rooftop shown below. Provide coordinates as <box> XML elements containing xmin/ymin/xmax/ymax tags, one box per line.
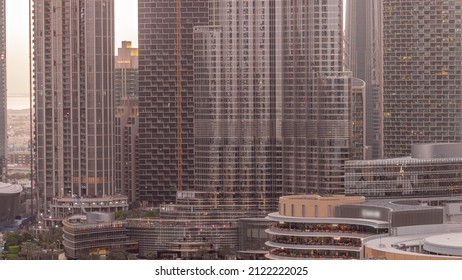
<box><xmin>281</xmin><ymin>195</ymin><xmax>365</xmax><ymax>203</ymax></box>
<box><xmin>55</xmin><ymin>195</ymin><xmax>128</xmax><ymax>203</ymax></box>
<box><xmin>411</xmin><ymin>143</ymin><xmax>462</xmax><ymax>159</ymax></box>
<box><xmin>423</xmin><ymin>233</ymin><xmax>462</xmax><ymax>256</ymax></box>
<box><xmin>345</xmin><ymin>197</ymin><xmax>444</xmax><ymax>213</ymax></box>
<box><xmin>364</xmin><ymin>224</ymin><xmax>462</xmax><ymax>259</ymax></box>
<box><xmin>266</xmin><ymin>212</ymin><xmax>388</xmax><ymax>228</ymax></box>
<box><xmin>0</xmin><ymin>182</ymin><xmax>22</xmax><ymax>194</ymax></box>
<box><xmin>348</xmin><ymin>143</ymin><xmax>462</xmax><ymax>165</ymax></box>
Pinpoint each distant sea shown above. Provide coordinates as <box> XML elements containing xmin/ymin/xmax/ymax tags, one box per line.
<box><xmin>8</xmin><ymin>96</ymin><xmax>30</xmax><ymax>110</ymax></box>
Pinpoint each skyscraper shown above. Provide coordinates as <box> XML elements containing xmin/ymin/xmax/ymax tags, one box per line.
<box><xmin>33</xmin><ymin>0</ymin><xmax>115</xmax><ymax>212</ymax></box>
<box><xmin>137</xmin><ymin>0</ymin><xmax>208</xmax><ymax>207</ymax></box>
<box><xmin>114</xmin><ymin>41</ymin><xmax>138</xmax><ymax>107</ymax></box>
<box><xmin>345</xmin><ymin>0</ymin><xmax>383</xmax><ymax>159</ymax></box>
<box><xmin>382</xmin><ymin>0</ymin><xmax>462</xmax><ymax>158</ymax></box>
<box><xmin>281</xmin><ymin>0</ymin><xmax>352</xmax><ymax>195</ymax></box>
<box><xmin>115</xmin><ymin>97</ymin><xmax>138</xmax><ymax>203</ymax></box>
<box><xmin>0</xmin><ymin>0</ymin><xmax>6</xmax><ymax>181</ymax></box>
<box><xmin>145</xmin><ymin>0</ymin><xmax>282</xmax><ymax>251</ymax></box>
<box><xmin>193</xmin><ymin>0</ymin><xmax>280</xmax><ymax>218</ymax></box>
<box><xmin>114</xmin><ymin>41</ymin><xmax>138</xmax><ymax>203</ymax></box>
<box><xmin>143</xmin><ymin>0</ymin><xmax>359</xmax><ymax>252</ymax></box>
<box><xmin>350</xmin><ymin>78</ymin><xmax>366</xmax><ymax>160</ymax></box>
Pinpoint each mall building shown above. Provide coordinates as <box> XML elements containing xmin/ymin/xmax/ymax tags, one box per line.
<box><xmin>265</xmin><ymin>194</ymin><xmax>462</xmax><ymax>260</ymax></box>
<box><xmin>345</xmin><ymin>143</ymin><xmax>462</xmax><ymax>198</ymax></box>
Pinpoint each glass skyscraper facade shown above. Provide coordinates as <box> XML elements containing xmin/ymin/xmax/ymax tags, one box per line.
<box><xmin>193</xmin><ymin>0</ymin><xmax>280</xmax><ymax>218</ymax></box>
<box><xmin>345</xmin><ymin>0</ymin><xmax>383</xmax><ymax>159</ymax></box>
<box><xmin>114</xmin><ymin>41</ymin><xmax>139</xmax><ymax>203</ymax></box>
<box><xmin>350</xmin><ymin>78</ymin><xmax>365</xmax><ymax>160</ymax></box>
<box><xmin>382</xmin><ymin>0</ymin><xmax>462</xmax><ymax>158</ymax></box>
<box><xmin>114</xmin><ymin>41</ymin><xmax>138</xmax><ymax>107</ymax></box>
<box><xmin>33</xmin><ymin>0</ymin><xmax>115</xmax><ymax>212</ymax></box>
<box><xmin>138</xmin><ymin>0</ymin><xmax>357</xmax><ymax>209</ymax></box>
<box><xmin>151</xmin><ymin>0</ymin><xmax>282</xmax><ymax>251</ymax></box>
<box><xmin>281</xmin><ymin>0</ymin><xmax>352</xmax><ymax>195</ymax></box>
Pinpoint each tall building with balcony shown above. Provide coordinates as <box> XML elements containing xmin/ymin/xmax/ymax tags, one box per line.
<box><xmin>114</xmin><ymin>41</ymin><xmax>138</xmax><ymax>204</ymax></box>
<box><xmin>345</xmin><ymin>0</ymin><xmax>383</xmax><ymax>159</ymax></box>
<box><xmin>382</xmin><ymin>0</ymin><xmax>462</xmax><ymax>158</ymax></box>
<box><xmin>115</xmin><ymin>97</ymin><xmax>138</xmax><ymax>203</ymax></box>
<box><xmin>137</xmin><ymin>0</ymin><xmax>208</xmax><ymax>206</ymax></box>
<box><xmin>0</xmin><ymin>0</ymin><xmax>6</xmax><ymax>181</ymax></box>
<box><xmin>33</xmin><ymin>1</ymin><xmax>115</xmax><ymax>214</ymax></box>
<box><xmin>350</xmin><ymin>78</ymin><xmax>366</xmax><ymax>160</ymax></box>
<box><xmin>281</xmin><ymin>0</ymin><xmax>352</xmax><ymax>195</ymax></box>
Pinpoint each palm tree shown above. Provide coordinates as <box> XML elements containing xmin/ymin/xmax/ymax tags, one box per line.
<box><xmin>39</xmin><ymin>228</ymin><xmax>63</xmax><ymax>259</ymax></box>
<box><xmin>20</xmin><ymin>242</ymin><xmax>42</xmax><ymax>260</ymax></box>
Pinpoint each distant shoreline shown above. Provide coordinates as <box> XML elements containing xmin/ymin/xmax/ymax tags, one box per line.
<box><xmin>8</xmin><ymin>97</ymin><xmax>31</xmax><ymax>110</ymax></box>
<box><xmin>7</xmin><ymin>108</ymin><xmax>30</xmax><ymax>113</ymax></box>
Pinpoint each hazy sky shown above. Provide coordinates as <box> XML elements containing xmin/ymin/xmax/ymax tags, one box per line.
<box><xmin>6</xmin><ymin>0</ymin><xmax>138</xmax><ymax>108</ymax></box>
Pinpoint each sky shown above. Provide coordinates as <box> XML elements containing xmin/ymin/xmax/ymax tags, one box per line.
<box><xmin>6</xmin><ymin>0</ymin><xmax>138</xmax><ymax>109</ymax></box>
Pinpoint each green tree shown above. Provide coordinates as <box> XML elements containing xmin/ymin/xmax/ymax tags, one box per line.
<box><xmin>38</xmin><ymin>228</ymin><xmax>63</xmax><ymax>246</ymax></box>
<box><xmin>145</xmin><ymin>252</ymin><xmax>157</xmax><ymax>260</ymax></box>
<box><xmin>38</xmin><ymin>228</ymin><xmax>63</xmax><ymax>260</ymax></box>
<box><xmin>4</xmin><ymin>231</ymin><xmax>33</xmax><ymax>247</ymax></box>
<box><xmin>7</xmin><ymin>245</ymin><xmax>20</xmax><ymax>254</ymax></box>
<box><xmin>4</xmin><ymin>232</ymin><xmax>21</xmax><ymax>247</ymax></box>
<box><xmin>107</xmin><ymin>249</ymin><xmax>129</xmax><ymax>260</ymax></box>
<box><xmin>218</xmin><ymin>245</ymin><xmax>235</xmax><ymax>260</ymax></box>
<box><xmin>19</xmin><ymin>242</ymin><xmax>42</xmax><ymax>260</ymax></box>
<box><xmin>115</xmin><ymin>211</ymin><xmax>127</xmax><ymax>220</ymax></box>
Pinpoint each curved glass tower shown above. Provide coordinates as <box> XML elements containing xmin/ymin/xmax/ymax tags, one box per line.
<box><xmin>193</xmin><ymin>0</ymin><xmax>280</xmax><ymax>218</ymax></box>
<box><xmin>281</xmin><ymin>0</ymin><xmax>351</xmax><ymax>195</ymax></box>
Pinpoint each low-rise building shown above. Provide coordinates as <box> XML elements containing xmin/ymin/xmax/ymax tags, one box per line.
<box><xmin>265</xmin><ymin>195</ymin><xmax>458</xmax><ymax>260</ymax></box>
<box><xmin>0</xmin><ymin>182</ymin><xmax>22</xmax><ymax>227</ymax></box>
<box><xmin>265</xmin><ymin>195</ymin><xmax>388</xmax><ymax>260</ymax></box>
<box><xmin>126</xmin><ymin>217</ymin><xmax>237</xmax><ymax>258</ymax></box>
<box><xmin>62</xmin><ymin>212</ymin><xmax>138</xmax><ymax>259</ymax></box>
<box><xmin>345</xmin><ymin>143</ymin><xmax>462</xmax><ymax>198</ymax></box>
<box><xmin>364</xmin><ymin>224</ymin><xmax>462</xmax><ymax>260</ymax></box>
<box><xmin>43</xmin><ymin>195</ymin><xmax>129</xmax><ymax>227</ymax></box>
<box><xmin>8</xmin><ymin>151</ymin><xmax>31</xmax><ymax>166</ymax></box>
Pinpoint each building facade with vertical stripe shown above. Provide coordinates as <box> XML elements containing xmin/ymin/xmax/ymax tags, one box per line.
<box><xmin>33</xmin><ymin>0</ymin><xmax>115</xmax><ymax>214</ymax></box>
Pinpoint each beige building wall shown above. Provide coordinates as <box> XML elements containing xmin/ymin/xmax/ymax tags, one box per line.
<box><xmin>115</xmin><ymin>41</ymin><xmax>138</xmax><ymax>69</ymax></box>
<box><xmin>278</xmin><ymin>195</ymin><xmax>365</xmax><ymax>218</ymax></box>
